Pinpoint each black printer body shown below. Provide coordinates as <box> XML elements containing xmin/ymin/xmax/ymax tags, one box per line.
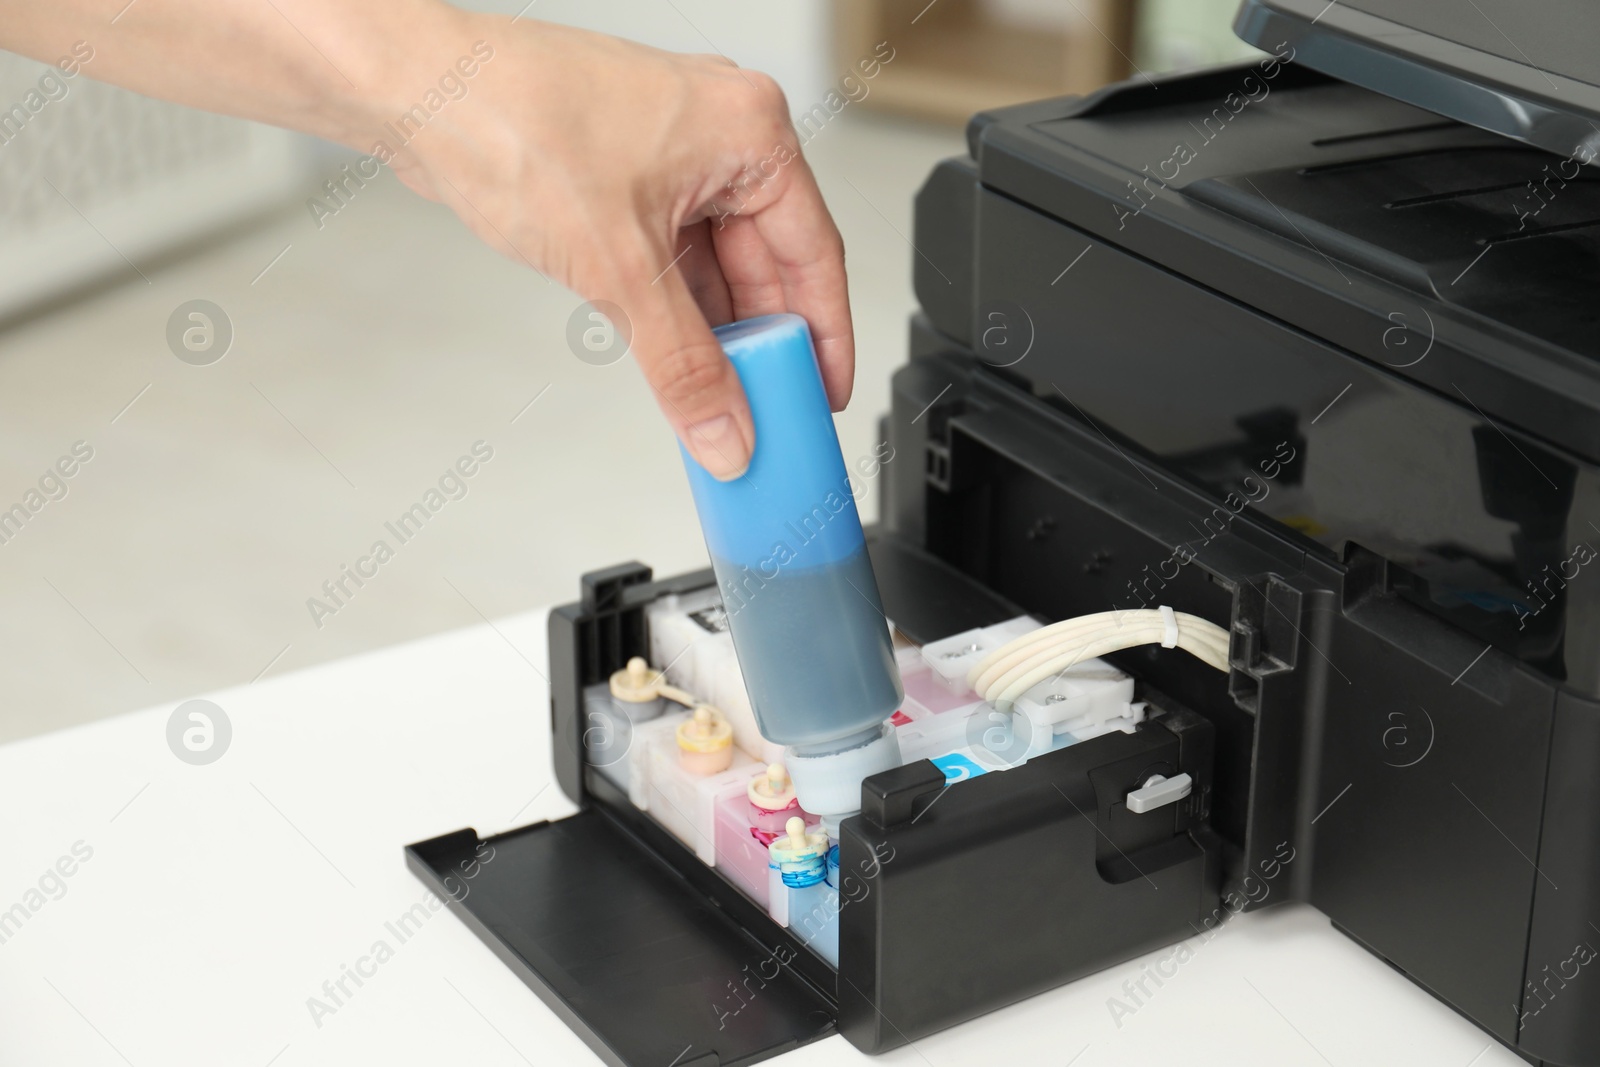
<box><xmin>410</xmin><ymin>7</ymin><xmax>1600</xmax><ymax>1066</ymax></box>
<box><xmin>902</xmin><ymin>18</ymin><xmax>1600</xmax><ymax>1061</ymax></box>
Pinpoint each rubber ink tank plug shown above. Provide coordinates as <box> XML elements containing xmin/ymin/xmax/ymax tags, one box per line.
<box><xmin>749</xmin><ymin>763</ymin><xmax>803</xmax><ymax>844</ymax></box>
<box><xmin>768</xmin><ymin>816</ymin><xmax>828</xmax><ymax>888</ymax></box>
<box><xmin>676</xmin><ymin>705</ymin><xmax>734</xmax><ymax>775</ymax></box>
<box><xmin>608</xmin><ymin>656</ymin><xmax>666</xmax><ymax>721</ymax></box>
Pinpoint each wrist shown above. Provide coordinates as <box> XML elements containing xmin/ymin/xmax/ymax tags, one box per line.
<box><xmin>327</xmin><ymin>0</ymin><xmax>487</xmax><ymax>155</ymax></box>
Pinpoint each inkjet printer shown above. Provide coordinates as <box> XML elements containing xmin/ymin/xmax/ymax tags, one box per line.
<box><xmin>408</xmin><ymin>2</ymin><xmax>1600</xmax><ymax>1063</ymax></box>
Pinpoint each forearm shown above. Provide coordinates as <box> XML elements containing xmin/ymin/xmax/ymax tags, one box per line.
<box><xmin>1</xmin><ymin>3</ymin><xmax>856</xmax><ymax>480</ymax></box>
<box><xmin>0</xmin><ymin>0</ymin><xmax>465</xmax><ymax>149</ymax></box>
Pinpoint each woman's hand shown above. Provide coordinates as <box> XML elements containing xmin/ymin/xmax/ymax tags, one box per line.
<box><xmin>379</xmin><ymin>12</ymin><xmax>854</xmax><ymax>479</ymax></box>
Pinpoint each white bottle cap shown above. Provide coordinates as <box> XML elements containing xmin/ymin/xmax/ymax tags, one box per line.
<box><xmin>784</xmin><ymin>722</ymin><xmax>902</xmax><ymax>826</ymax></box>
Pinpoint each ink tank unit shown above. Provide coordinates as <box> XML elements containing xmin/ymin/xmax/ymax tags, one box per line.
<box><xmin>409</xmin><ymin>3</ymin><xmax>1600</xmax><ymax>1064</ymax></box>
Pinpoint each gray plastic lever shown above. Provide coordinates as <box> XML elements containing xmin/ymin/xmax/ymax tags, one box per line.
<box><xmin>1126</xmin><ymin>772</ymin><xmax>1192</xmax><ymax>814</ymax></box>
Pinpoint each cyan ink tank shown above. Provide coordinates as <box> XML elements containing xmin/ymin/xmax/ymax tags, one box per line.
<box><xmin>767</xmin><ymin>816</ymin><xmax>840</xmax><ymax>965</ymax></box>
<box><xmin>680</xmin><ymin>313</ymin><xmax>903</xmax><ymax>831</ymax></box>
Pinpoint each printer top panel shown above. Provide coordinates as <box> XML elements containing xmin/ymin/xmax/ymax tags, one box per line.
<box><xmin>1188</xmin><ymin>143</ymin><xmax>1600</xmax><ymax>357</ymax></box>
<box><xmin>968</xmin><ymin>67</ymin><xmax>1600</xmax><ymax>463</ymax></box>
<box><xmin>1028</xmin><ymin>73</ymin><xmax>1600</xmax><ymax>358</ymax></box>
<box><xmin>1032</xmin><ymin>77</ymin><xmax>1489</xmax><ymax>192</ymax></box>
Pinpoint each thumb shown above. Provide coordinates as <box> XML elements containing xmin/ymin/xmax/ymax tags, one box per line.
<box><xmin>619</xmin><ymin>250</ymin><xmax>753</xmax><ymax>481</ymax></box>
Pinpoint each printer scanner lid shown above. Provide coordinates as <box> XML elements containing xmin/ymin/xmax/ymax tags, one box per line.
<box><xmin>1234</xmin><ymin>0</ymin><xmax>1600</xmax><ymax>164</ymax></box>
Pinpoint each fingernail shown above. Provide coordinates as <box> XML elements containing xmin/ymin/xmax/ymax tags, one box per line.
<box><xmin>686</xmin><ymin>414</ymin><xmax>750</xmax><ymax>481</ymax></box>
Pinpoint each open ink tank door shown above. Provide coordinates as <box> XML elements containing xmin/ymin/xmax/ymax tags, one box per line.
<box><xmin>680</xmin><ymin>315</ymin><xmax>903</xmax><ymax>752</ymax></box>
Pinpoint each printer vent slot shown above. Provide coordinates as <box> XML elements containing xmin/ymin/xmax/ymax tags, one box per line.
<box><xmin>1293</xmin><ymin>142</ymin><xmax>1523</xmax><ymax>177</ymax></box>
<box><xmin>1484</xmin><ymin>215</ymin><xmax>1600</xmax><ymax>245</ymax></box>
<box><xmin>1310</xmin><ymin>119</ymin><xmax>1457</xmax><ymax>148</ymax></box>
<box><xmin>1386</xmin><ymin>179</ymin><xmax>1552</xmax><ymax>209</ymax></box>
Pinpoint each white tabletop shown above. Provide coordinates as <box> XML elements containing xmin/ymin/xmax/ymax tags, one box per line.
<box><xmin>0</xmin><ymin>610</ymin><xmax>1522</xmax><ymax>1067</ymax></box>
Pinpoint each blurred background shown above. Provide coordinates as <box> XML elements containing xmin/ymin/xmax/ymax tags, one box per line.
<box><xmin>0</xmin><ymin>0</ymin><xmax>1256</xmax><ymax>743</ymax></box>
